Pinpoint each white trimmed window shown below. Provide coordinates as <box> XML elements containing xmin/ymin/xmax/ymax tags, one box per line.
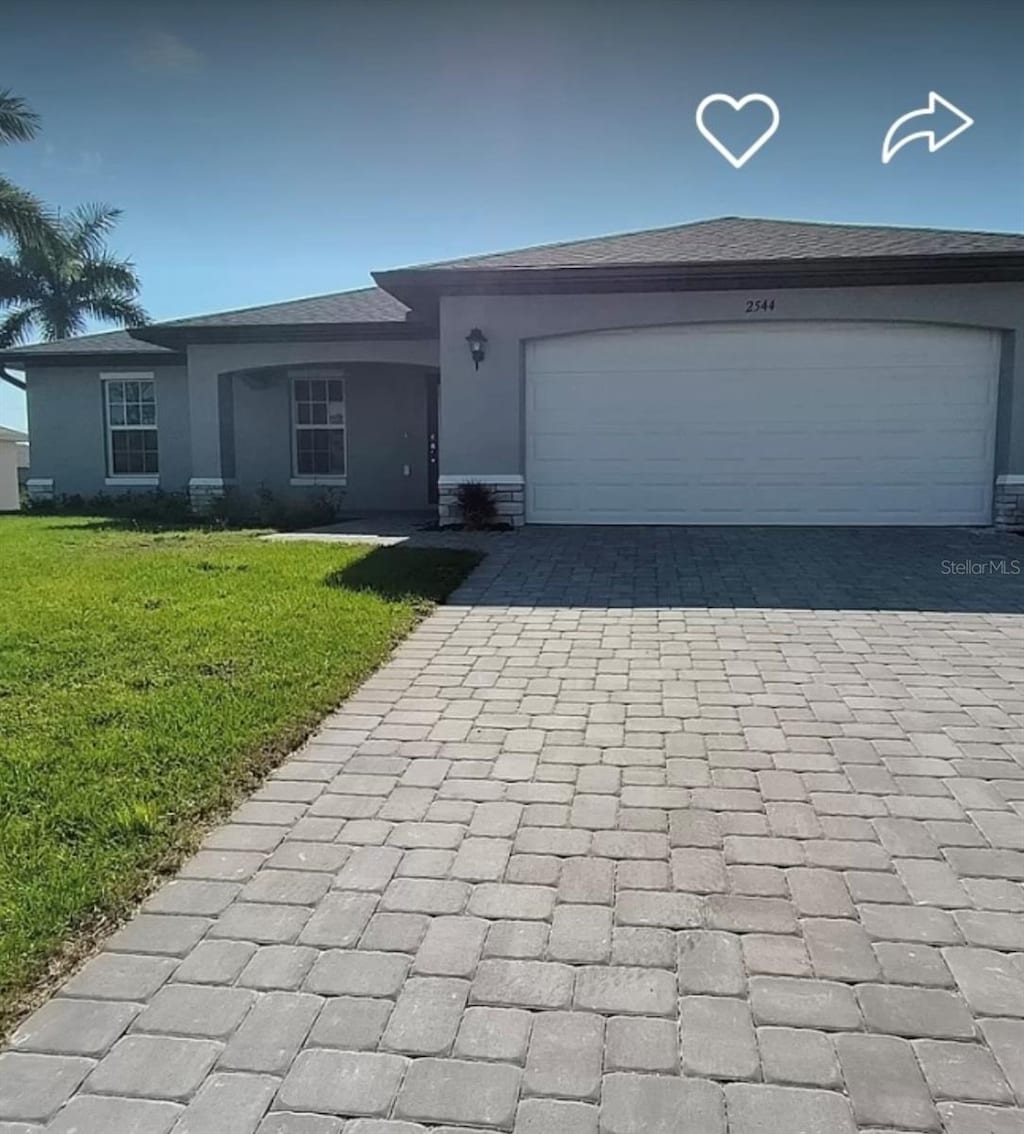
<box><xmin>291</xmin><ymin>370</ymin><xmax>346</xmax><ymax>480</ymax></box>
<box><xmin>104</xmin><ymin>374</ymin><xmax>158</xmax><ymax>478</ymax></box>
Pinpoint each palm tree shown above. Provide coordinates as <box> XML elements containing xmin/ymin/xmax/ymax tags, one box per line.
<box><xmin>0</xmin><ymin>88</ymin><xmax>49</xmax><ymax>246</ymax></box>
<box><xmin>0</xmin><ymin>205</ymin><xmax>148</xmax><ymax>389</ymax></box>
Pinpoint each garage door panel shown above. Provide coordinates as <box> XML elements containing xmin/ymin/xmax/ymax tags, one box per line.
<box><xmin>532</xmin><ymin>434</ymin><xmax>585</xmax><ymax>461</ymax></box>
<box><xmin>933</xmin><ymin>433</ymin><xmax>993</xmax><ymax>461</ymax></box>
<box><xmin>537</xmin><ymin>372</ymin><xmax>992</xmax><ymax>425</ymax></box>
<box><xmin>531</xmin><ymin>483</ymin><xmax>582</xmax><ymax>513</ymax></box>
<box><xmin>533</xmin><ymin>365</ymin><xmax>994</xmax><ymax>407</ymax></box>
<box><xmin>526</xmin><ymin>322</ymin><xmax>998</xmax><ymax>525</ymax></box>
<box><xmin>529</xmin><ymin>324</ymin><xmax>998</xmax><ymax>375</ymax></box>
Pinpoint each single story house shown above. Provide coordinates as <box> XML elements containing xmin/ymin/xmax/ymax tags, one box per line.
<box><xmin>4</xmin><ymin>216</ymin><xmax>1024</xmax><ymax>528</ymax></box>
<box><xmin>0</xmin><ymin>425</ymin><xmax>29</xmax><ymax>511</ymax></box>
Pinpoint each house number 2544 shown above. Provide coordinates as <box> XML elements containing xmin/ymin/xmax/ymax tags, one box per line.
<box><xmin>745</xmin><ymin>298</ymin><xmax>776</xmax><ymax>313</ymax></box>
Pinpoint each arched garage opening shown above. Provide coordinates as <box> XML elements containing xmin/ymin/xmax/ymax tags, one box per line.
<box><xmin>524</xmin><ymin>322</ymin><xmax>1000</xmax><ymax>525</ymax></box>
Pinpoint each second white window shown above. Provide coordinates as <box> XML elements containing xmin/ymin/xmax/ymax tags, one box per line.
<box><xmin>292</xmin><ymin>371</ymin><xmax>346</xmax><ymax>478</ymax></box>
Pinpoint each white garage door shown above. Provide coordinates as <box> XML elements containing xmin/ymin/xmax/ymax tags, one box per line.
<box><xmin>525</xmin><ymin>322</ymin><xmax>999</xmax><ymax>525</ymax></box>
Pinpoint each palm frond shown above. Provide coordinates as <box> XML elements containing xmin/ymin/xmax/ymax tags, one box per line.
<box><xmin>73</xmin><ymin>255</ymin><xmax>142</xmax><ymax>298</ymax></box>
<box><xmin>0</xmin><ymin>89</ymin><xmax>41</xmax><ymax>145</ymax></box>
<box><xmin>0</xmin><ymin>255</ymin><xmax>40</xmax><ymax>304</ymax></box>
<box><xmin>13</xmin><ymin>233</ymin><xmax>64</xmax><ymax>280</ymax></box>
<box><xmin>83</xmin><ymin>296</ymin><xmax>148</xmax><ymax>328</ymax></box>
<box><xmin>0</xmin><ymin>305</ymin><xmax>39</xmax><ymax>348</ymax></box>
<box><xmin>2</xmin><ymin>194</ymin><xmax>146</xmax><ymax>343</ymax></box>
<box><xmin>0</xmin><ymin>176</ymin><xmax>52</xmax><ymax>245</ymax></box>
<box><xmin>39</xmin><ymin>301</ymin><xmax>86</xmax><ymax>341</ymax></box>
<box><xmin>65</xmin><ymin>203</ymin><xmax>123</xmax><ymax>257</ymax></box>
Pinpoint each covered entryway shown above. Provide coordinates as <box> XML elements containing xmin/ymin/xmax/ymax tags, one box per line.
<box><xmin>525</xmin><ymin>322</ymin><xmax>1000</xmax><ymax>525</ymax></box>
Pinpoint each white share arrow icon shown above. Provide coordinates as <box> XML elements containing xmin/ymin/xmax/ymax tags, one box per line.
<box><xmin>881</xmin><ymin>91</ymin><xmax>973</xmax><ymax>164</ymax></box>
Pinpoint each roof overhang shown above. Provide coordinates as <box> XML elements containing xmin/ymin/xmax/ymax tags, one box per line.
<box><xmin>130</xmin><ymin>321</ymin><xmax>437</xmax><ymax>350</ymax></box>
<box><xmin>374</xmin><ymin>253</ymin><xmax>1024</xmax><ymax>319</ymax></box>
<box><xmin>0</xmin><ymin>349</ymin><xmax>184</xmax><ymax>368</ymax></box>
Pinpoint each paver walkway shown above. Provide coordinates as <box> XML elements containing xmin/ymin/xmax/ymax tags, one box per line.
<box><xmin>4</xmin><ymin>527</ymin><xmax>1024</xmax><ymax>1134</ymax></box>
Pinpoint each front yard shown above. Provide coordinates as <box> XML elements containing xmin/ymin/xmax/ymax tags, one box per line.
<box><xmin>0</xmin><ymin>515</ymin><xmax>479</xmax><ymax>1032</ymax></box>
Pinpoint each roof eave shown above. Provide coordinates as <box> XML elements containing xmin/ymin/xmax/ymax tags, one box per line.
<box><xmin>0</xmin><ymin>348</ymin><xmax>184</xmax><ymax>367</ymax></box>
<box><xmin>374</xmin><ymin>253</ymin><xmax>1024</xmax><ymax>314</ymax></box>
<box><xmin>130</xmin><ymin>320</ymin><xmax>437</xmax><ymax>349</ymax></box>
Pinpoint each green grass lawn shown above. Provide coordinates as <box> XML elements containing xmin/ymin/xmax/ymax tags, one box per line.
<box><xmin>0</xmin><ymin>515</ymin><xmax>479</xmax><ymax>1030</ymax></box>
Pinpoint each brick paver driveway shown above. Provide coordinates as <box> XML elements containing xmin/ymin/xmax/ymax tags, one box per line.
<box><xmin>4</xmin><ymin>527</ymin><xmax>1024</xmax><ymax>1133</ymax></box>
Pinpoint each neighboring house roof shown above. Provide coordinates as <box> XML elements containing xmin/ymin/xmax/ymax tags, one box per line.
<box><xmin>396</xmin><ymin>217</ymin><xmax>1024</xmax><ymax>271</ymax></box>
<box><xmin>0</xmin><ymin>329</ymin><xmax>180</xmax><ymax>366</ymax></box>
<box><xmin>0</xmin><ymin>426</ymin><xmax>29</xmax><ymax>443</ymax></box>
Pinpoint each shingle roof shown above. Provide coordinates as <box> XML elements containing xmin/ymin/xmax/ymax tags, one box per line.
<box><xmin>149</xmin><ymin>286</ymin><xmax>409</xmax><ymax>329</ymax></box>
<box><xmin>398</xmin><ymin>217</ymin><xmax>1024</xmax><ymax>271</ymax></box>
<box><xmin>0</xmin><ymin>289</ymin><xmax>417</xmax><ymax>358</ymax></box>
<box><xmin>5</xmin><ymin>219</ymin><xmax>1022</xmax><ymax>362</ymax></box>
<box><xmin>0</xmin><ymin>329</ymin><xmax>174</xmax><ymax>358</ymax></box>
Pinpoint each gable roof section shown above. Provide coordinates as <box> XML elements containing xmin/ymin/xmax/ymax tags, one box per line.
<box><xmin>131</xmin><ymin>286</ymin><xmax>423</xmax><ymax>348</ymax></box>
<box><xmin>0</xmin><ymin>425</ymin><xmax>29</xmax><ymax>443</ymax></box>
<box><xmin>0</xmin><ymin>329</ymin><xmax>180</xmax><ymax>366</ymax></box>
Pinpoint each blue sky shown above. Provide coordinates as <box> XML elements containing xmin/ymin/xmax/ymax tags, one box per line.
<box><xmin>2</xmin><ymin>0</ymin><xmax>1022</xmax><ymax>429</ymax></box>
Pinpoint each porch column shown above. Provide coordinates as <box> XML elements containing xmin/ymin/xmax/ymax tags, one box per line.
<box><xmin>186</xmin><ymin>352</ymin><xmax>234</xmax><ymax>510</ymax></box>
<box><xmin>437</xmin><ymin>298</ymin><xmax>526</xmax><ymax>527</ymax></box>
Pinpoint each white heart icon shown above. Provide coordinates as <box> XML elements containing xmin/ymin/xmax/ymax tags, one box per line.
<box><xmin>696</xmin><ymin>92</ymin><xmax>780</xmax><ymax>169</ymax></box>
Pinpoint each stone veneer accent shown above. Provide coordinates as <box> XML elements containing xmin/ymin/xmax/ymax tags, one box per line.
<box><xmin>994</xmin><ymin>477</ymin><xmax>1024</xmax><ymax>531</ymax></box>
<box><xmin>187</xmin><ymin>477</ymin><xmax>230</xmax><ymax>513</ymax></box>
<box><xmin>24</xmin><ymin>477</ymin><xmax>54</xmax><ymax>504</ymax></box>
<box><xmin>438</xmin><ymin>477</ymin><xmax>525</xmax><ymax>528</ymax></box>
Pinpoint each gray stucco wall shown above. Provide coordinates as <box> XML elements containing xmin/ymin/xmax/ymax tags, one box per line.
<box><xmin>438</xmin><ymin>282</ymin><xmax>1024</xmax><ymax>478</ymax></box>
<box><xmin>24</xmin><ymin>284</ymin><xmax>1024</xmax><ymax>518</ymax></box>
<box><xmin>230</xmin><ymin>363</ymin><xmax>432</xmax><ymax>510</ymax></box>
<box><xmin>24</xmin><ymin>340</ymin><xmax>438</xmax><ymax>511</ymax></box>
<box><xmin>25</xmin><ymin>364</ymin><xmax>190</xmax><ymax>497</ymax></box>
<box><xmin>185</xmin><ymin>339</ymin><xmax>438</xmax><ymax>483</ymax></box>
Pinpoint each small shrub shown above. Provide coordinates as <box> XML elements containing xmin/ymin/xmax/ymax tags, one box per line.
<box><xmin>206</xmin><ymin>485</ymin><xmax>342</xmax><ymax>531</ymax></box>
<box><xmin>25</xmin><ymin>486</ymin><xmax>345</xmax><ymax>532</ymax></box>
<box><xmin>22</xmin><ymin>493</ymin><xmax>56</xmax><ymax>514</ymax></box>
<box><xmin>119</xmin><ymin>490</ymin><xmax>194</xmax><ymax>526</ymax></box>
<box><xmin>205</xmin><ymin>487</ymin><xmax>253</xmax><ymax>529</ymax></box>
<box><xmin>455</xmin><ymin>481</ymin><xmax>498</xmax><ymax>530</ymax></box>
<box><xmin>256</xmin><ymin>487</ymin><xmax>344</xmax><ymax>531</ymax></box>
<box><xmin>30</xmin><ymin>490</ymin><xmax>194</xmax><ymax>526</ymax></box>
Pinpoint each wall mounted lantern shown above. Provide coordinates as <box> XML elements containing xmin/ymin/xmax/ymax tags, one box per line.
<box><xmin>465</xmin><ymin>327</ymin><xmax>487</xmax><ymax>370</ymax></box>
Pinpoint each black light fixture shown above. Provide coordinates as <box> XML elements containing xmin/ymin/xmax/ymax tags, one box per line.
<box><xmin>465</xmin><ymin>327</ymin><xmax>487</xmax><ymax>370</ymax></box>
